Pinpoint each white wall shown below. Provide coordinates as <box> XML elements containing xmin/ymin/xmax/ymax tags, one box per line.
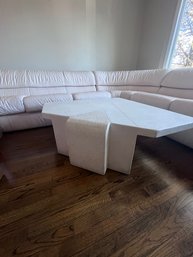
<box><xmin>0</xmin><ymin>0</ymin><xmax>144</xmax><ymax>71</ymax></box>
<box><xmin>95</xmin><ymin>0</ymin><xmax>144</xmax><ymax>70</ymax></box>
<box><xmin>137</xmin><ymin>0</ymin><xmax>179</xmax><ymax>70</ymax></box>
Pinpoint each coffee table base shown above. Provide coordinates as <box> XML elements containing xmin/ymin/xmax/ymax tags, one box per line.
<box><xmin>108</xmin><ymin>124</ymin><xmax>137</xmax><ymax>174</ymax></box>
<box><xmin>66</xmin><ymin>112</ymin><xmax>110</xmax><ymax>175</ymax></box>
<box><xmin>42</xmin><ymin>99</ymin><xmax>193</xmax><ymax>175</ymax></box>
<box><xmin>64</xmin><ymin>113</ymin><xmax>138</xmax><ymax>175</ymax></box>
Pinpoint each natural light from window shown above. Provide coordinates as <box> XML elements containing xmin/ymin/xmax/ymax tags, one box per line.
<box><xmin>170</xmin><ymin>0</ymin><xmax>193</xmax><ymax>68</ymax></box>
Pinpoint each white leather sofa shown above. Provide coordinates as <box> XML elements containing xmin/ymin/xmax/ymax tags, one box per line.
<box><xmin>0</xmin><ymin>68</ymin><xmax>193</xmax><ymax>148</ymax></box>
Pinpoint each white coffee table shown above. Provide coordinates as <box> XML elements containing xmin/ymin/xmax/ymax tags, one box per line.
<box><xmin>42</xmin><ymin>98</ymin><xmax>193</xmax><ymax>175</ymax></box>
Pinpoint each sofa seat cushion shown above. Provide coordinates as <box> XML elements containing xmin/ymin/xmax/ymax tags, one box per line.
<box><xmin>169</xmin><ymin>98</ymin><xmax>193</xmax><ymax>116</ymax></box>
<box><xmin>0</xmin><ymin>95</ymin><xmax>25</xmax><ymax>116</ymax></box>
<box><xmin>73</xmin><ymin>91</ymin><xmax>111</xmax><ymax>100</ymax></box>
<box><xmin>0</xmin><ymin>112</ymin><xmax>51</xmax><ymax>132</ymax></box>
<box><xmin>120</xmin><ymin>91</ymin><xmax>137</xmax><ymax>100</ymax></box>
<box><xmin>110</xmin><ymin>90</ymin><xmax>122</xmax><ymax>97</ymax></box>
<box><xmin>169</xmin><ymin>98</ymin><xmax>193</xmax><ymax>148</ymax></box>
<box><xmin>130</xmin><ymin>92</ymin><xmax>176</xmax><ymax>109</ymax></box>
<box><xmin>24</xmin><ymin>93</ymin><xmax>73</xmax><ymax>113</ymax></box>
<box><xmin>158</xmin><ymin>87</ymin><xmax>193</xmax><ymax>100</ymax></box>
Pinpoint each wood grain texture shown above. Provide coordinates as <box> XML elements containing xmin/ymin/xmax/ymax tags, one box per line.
<box><xmin>0</xmin><ymin>127</ymin><xmax>193</xmax><ymax>257</ymax></box>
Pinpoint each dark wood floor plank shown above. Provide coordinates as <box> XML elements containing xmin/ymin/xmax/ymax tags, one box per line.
<box><xmin>0</xmin><ymin>127</ymin><xmax>193</xmax><ymax>257</ymax></box>
<box><xmin>71</xmin><ymin>191</ymin><xmax>193</xmax><ymax>257</ymax></box>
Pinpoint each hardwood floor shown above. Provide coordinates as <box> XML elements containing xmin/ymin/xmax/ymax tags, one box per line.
<box><xmin>0</xmin><ymin>127</ymin><xmax>193</xmax><ymax>257</ymax></box>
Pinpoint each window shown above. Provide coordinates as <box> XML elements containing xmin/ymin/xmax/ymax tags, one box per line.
<box><xmin>169</xmin><ymin>0</ymin><xmax>193</xmax><ymax>68</ymax></box>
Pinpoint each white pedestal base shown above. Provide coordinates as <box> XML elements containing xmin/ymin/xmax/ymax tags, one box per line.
<box><xmin>66</xmin><ymin>112</ymin><xmax>110</xmax><ymax>175</ymax></box>
<box><xmin>42</xmin><ymin>99</ymin><xmax>193</xmax><ymax>175</ymax></box>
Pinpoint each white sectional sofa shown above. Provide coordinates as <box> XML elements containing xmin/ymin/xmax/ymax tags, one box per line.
<box><xmin>0</xmin><ymin>70</ymin><xmax>100</xmax><ymax>131</ymax></box>
<box><xmin>0</xmin><ymin>68</ymin><xmax>193</xmax><ymax>148</ymax></box>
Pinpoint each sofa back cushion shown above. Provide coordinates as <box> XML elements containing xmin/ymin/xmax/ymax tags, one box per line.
<box><xmin>0</xmin><ymin>70</ymin><xmax>26</xmax><ymax>88</ymax></box>
<box><xmin>0</xmin><ymin>70</ymin><xmax>67</xmax><ymax>96</ymax></box>
<box><xmin>26</xmin><ymin>70</ymin><xmax>67</xmax><ymax>95</ymax></box>
<box><xmin>63</xmin><ymin>71</ymin><xmax>96</xmax><ymax>93</ymax></box>
<box><xmin>161</xmin><ymin>68</ymin><xmax>193</xmax><ymax>89</ymax></box>
<box><xmin>159</xmin><ymin>68</ymin><xmax>193</xmax><ymax>99</ymax></box>
<box><xmin>128</xmin><ymin>69</ymin><xmax>168</xmax><ymax>86</ymax></box>
<box><xmin>0</xmin><ymin>70</ymin><xmax>96</xmax><ymax>97</ymax></box>
<box><xmin>94</xmin><ymin>69</ymin><xmax>168</xmax><ymax>93</ymax></box>
<box><xmin>0</xmin><ymin>70</ymin><xmax>29</xmax><ymax>96</ymax></box>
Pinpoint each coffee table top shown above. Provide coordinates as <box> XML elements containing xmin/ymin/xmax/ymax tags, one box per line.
<box><xmin>42</xmin><ymin>98</ymin><xmax>193</xmax><ymax>138</ymax></box>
